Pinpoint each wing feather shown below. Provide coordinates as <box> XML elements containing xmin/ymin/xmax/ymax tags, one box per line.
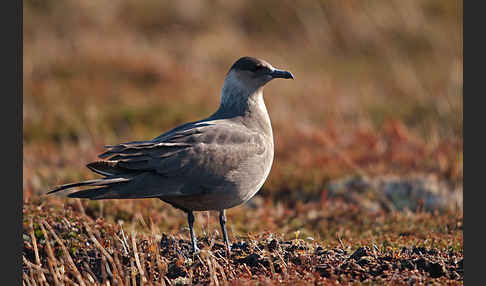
<box><xmin>49</xmin><ymin>119</ymin><xmax>269</xmax><ymax>200</ymax></box>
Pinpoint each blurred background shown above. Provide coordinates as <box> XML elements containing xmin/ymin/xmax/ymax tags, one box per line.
<box><xmin>23</xmin><ymin>0</ymin><xmax>462</xmax><ymax>241</ymax></box>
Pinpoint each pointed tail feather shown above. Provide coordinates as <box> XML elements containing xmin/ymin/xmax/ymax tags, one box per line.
<box><xmin>66</xmin><ymin>186</ymin><xmax>161</xmax><ymax>200</ymax></box>
<box><xmin>47</xmin><ymin>177</ymin><xmax>131</xmax><ymax>195</ymax></box>
<box><xmin>48</xmin><ymin>172</ymin><xmax>183</xmax><ymax>200</ymax></box>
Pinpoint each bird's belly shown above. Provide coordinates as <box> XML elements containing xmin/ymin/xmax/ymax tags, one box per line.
<box><xmin>162</xmin><ymin>149</ymin><xmax>273</xmax><ymax>211</ymax></box>
<box><xmin>162</xmin><ymin>176</ymin><xmax>269</xmax><ymax>211</ymax></box>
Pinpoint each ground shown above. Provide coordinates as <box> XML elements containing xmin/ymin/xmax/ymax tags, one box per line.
<box><xmin>23</xmin><ymin>1</ymin><xmax>462</xmax><ymax>284</ymax></box>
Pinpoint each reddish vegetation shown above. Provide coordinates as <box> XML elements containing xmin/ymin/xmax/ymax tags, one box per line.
<box><xmin>23</xmin><ymin>203</ymin><xmax>463</xmax><ymax>285</ymax></box>
<box><xmin>23</xmin><ymin>0</ymin><xmax>462</xmax><ymax>284</ymax></box>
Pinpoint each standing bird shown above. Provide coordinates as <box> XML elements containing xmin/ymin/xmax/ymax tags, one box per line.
<box><xmin>48</xmin><ymin>57</ymin><xmax>294</xmax><ymax>252</ymax></box>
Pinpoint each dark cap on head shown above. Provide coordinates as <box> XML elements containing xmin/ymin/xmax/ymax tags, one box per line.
<box><xmin>228</xmin><ymin>56</ymin><xmax>294</xmax><ymax>80</ymax></box>
<box><xmin>229</xmin><ymin>57</ymin><xmax>269</xmax><ymax>73</ymax></box>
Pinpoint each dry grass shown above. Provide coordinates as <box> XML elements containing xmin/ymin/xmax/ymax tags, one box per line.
<box><xmin>23</xmin><ymin>202</ymin><xmax>462</xmax><ymax>285</ymax></box>
<box><xmin>23</xmin><ymin>0</ymin><xmax>462</xmax><ymax>284</ymax></box>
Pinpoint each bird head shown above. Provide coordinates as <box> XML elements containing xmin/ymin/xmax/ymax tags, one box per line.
<box><xmin>226</xmin><ymin>57</ymin><xmax>294</xmax><ymax>90</ymax></box>
<box><xmin>219</xmin><ymin>57</ymin><xmax>293</xmax><ymax>113</ymax></box>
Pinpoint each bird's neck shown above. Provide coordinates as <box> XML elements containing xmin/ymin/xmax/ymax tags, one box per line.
<box><xmin>214</xmin><ymin>78</ymin><xmax>273</xmax><ymax>136</ymax></box>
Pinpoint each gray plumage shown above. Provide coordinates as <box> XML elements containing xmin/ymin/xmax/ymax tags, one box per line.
<box><xmin>48</xmin><ymin>56</ymin><xmax>294</xmax><ymax>252</ymax></box>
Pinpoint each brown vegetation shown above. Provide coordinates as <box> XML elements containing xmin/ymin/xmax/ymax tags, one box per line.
<box><xmin>23</xmin><ymin>0</ymin><xmax>462</xmax><ymax>284</ymax></box>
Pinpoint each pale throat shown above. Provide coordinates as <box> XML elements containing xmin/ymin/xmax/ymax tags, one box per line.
<box><xmin>220</xmin><ymin>72</ymin><xmax>265</xmax><ymax>113</ymax></box>
<box><xmin>218</xmin><ymin>72</ymin><xmax>273</xmax><ymax>136</ymax></box>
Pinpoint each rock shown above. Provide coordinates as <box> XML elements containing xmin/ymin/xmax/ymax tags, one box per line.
<box><xmin>267</xmin><ymin>239</ymin><xmax>278</xmax><ymax>252</ymax></box>
<box><xmin>350</xmin><ymin>247</ymin><xmax>369</xmax><ymax>260</ymax></box>
<box><xmin>325</xmin><ymin>174</ymin><xmax>462</xmax><ymax>212</ymax></box>
<box><xmin>315</xmin><ymin>264</ymin><xmax>332</xmax><ymax>278</ymax></box>
<box><xmin>357</xmin><ymin>256</ymin><xmax>373</xmax><ymax>266</ymax></box>
<box><xmin>428</xmin><ymin>262</ymin><xmax>446</xmax><ymax>278</ymax></box>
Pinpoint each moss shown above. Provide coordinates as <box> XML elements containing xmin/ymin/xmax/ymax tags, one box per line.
<box><xmin>70</xmin><ymin>247</ymin><xmax>78</xmax><ymax>256</ymax></box>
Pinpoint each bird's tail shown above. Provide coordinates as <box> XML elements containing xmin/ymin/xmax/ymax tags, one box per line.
<box><xmin>47</xmin><ymin>172</ymin><xmax>177</xmax><ymax>200</ymax></box>
<box><xmin>46</xmin><ymin>176</ymin><xmax>132</xmax><ymax>199</ymax></box>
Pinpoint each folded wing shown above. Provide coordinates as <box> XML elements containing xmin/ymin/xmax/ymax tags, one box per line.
<box><xmin>48</xmin><ymin>120</ymin><xmax>267</xmax><ymax>200</ymax></box>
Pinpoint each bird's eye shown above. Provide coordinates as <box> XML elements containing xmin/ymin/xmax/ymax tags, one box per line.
<box><xmin>253</xmin><ymin>65</ymin><xmax>265</xmax><ymax>72</ymax></box>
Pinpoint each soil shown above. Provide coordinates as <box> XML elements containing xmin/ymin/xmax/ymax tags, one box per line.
<box><xmin>23</xmin><ymin>226</ymin><xmax>463</xmax><ymax>285</ymax></box>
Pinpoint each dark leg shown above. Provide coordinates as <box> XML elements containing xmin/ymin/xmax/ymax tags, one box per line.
<box><xmin>187</xmin><ymin>211</ymin><xmax>200</xmax><ymax>253</ymax></box>
<box><xmin>219</xmin><ymin>210</ymin><xmax>231</xmax><ymax>252</ymax></box>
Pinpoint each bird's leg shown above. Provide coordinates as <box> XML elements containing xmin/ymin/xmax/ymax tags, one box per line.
<box><xmin>187</xmin><ymin>211</ymin><xmax>200</xmax><ymax>253</ymax></box>
<box><xmin>219</xmin><ymin>209</ymin><xmax>231</xmax><ymax>252</ymax></box>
